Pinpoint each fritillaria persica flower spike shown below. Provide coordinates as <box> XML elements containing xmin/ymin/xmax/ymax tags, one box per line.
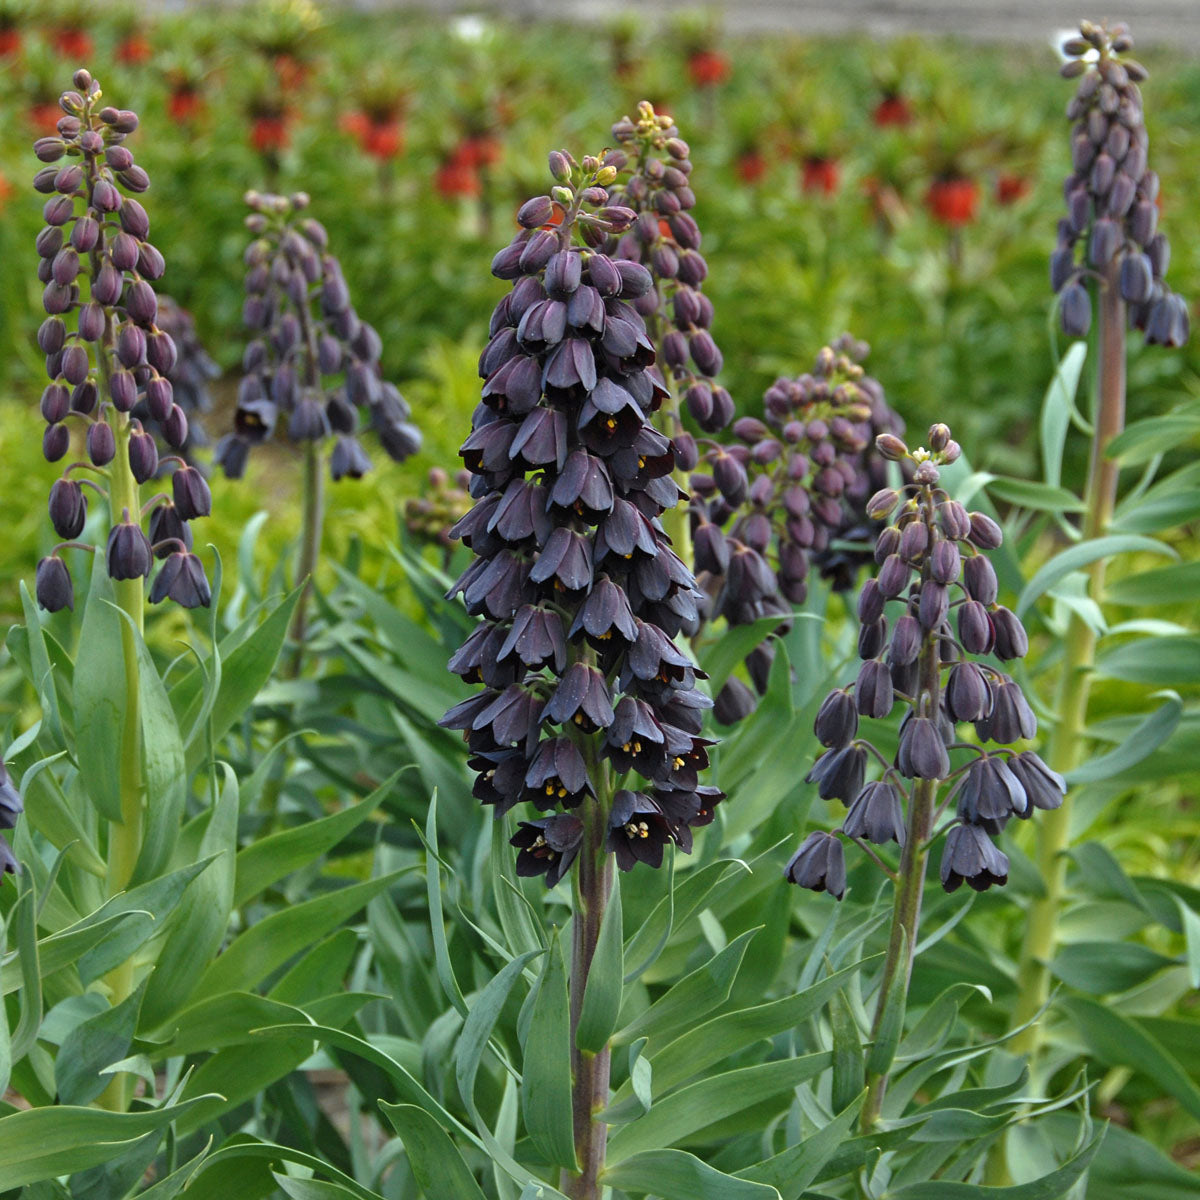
<box><xmin>1053</xmin><ymin>20</ymin><xmax>1188</xmax><ymax>345</ymax></box>
<box><xmin>693</xmin><ymin>336</ymin><xmax>903</xmax><ymax>720</ymax></box>
<box><xmin>218</xmin><ymin>189</ymin><xmax>422</xmax><ymax>480</ymax></box>
<box><xmin>440</xmin><ymin>148</ymin><xmax>723</xmax><ymax>885</ymax></box>
<box><xmin>32</xmin><ymin>69</ymin><xmax>211</xmax><ymax>611</ymax></box>
<box><xmin>784</xmin><ymin>425</ymin><xmax>1064</xmax><ymax>1130</ymax></box>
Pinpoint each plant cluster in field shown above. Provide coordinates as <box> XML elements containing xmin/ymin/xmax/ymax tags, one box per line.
<box><xmin>1053</xmin><ymin>19</ymin><xmax>1188</xmax><ymax>345</ymax></box>
<box><xmin>441</xmin><ymin>150</ymin><xmax>723</xmax><ymax>884</ymax></box>
<box><xmin>788</xmin><ymin>424</ymin><xmax>1065</xmax><ymax>897</ymax></box>
<box><xmin>33</xmin><ymin>69</ymin><xmax>212</xmax><ymax>612</ymax></box>
<box><xmin>217</xmin><ymin>189</ymin><xmax>421</xmax><ymax>481</ymax></box>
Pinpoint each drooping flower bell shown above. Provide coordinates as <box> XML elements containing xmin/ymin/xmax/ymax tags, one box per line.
<box><xmin>1053</xmin><ymin>20</ymin><xmax>1188</xmax><ymax>346</ymax></box>
<box><xmin>786</xmin><ymin>424</ymin><xmax>1064</xmax><ymax>897</ymax></box>
<box><xmin>440</xmin><ymin>148</ymin><xmax>723</xmax><ymax>885</ymax></box>
<box><xmin>216</xmin><ymin>190</ymin><xmax>421</xmax><ymax>482</ymax></box>
<box><xmin>32</xmin><ymin>70</ymin><xmax>212</xmax><ymax>611</ymax></box>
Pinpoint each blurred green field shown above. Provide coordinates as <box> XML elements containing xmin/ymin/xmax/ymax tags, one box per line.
<box><xmin>1</xmin><ymin>1</ymin><xmax>1197</xmax><ymax>624</ymax></box>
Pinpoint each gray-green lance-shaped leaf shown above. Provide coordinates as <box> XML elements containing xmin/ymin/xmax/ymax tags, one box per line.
<box><xmin>1016</xmin><ymin>535</ymin><xmax>1176</xmax><ymax>618</ymax></box>
<box><xmin>605</xmin><ymin>1052</ymin><xmax>831</xmax><ymax>1164</ymax></box>
<box><xmin>830</xmin><ymin>987</ymin><xmax>865</xmax><ymax>1113</ymax></box>
<box><xmin>380</xmin><ymin>1104</ymin><xmax>488</xmax><ymax>1200</ymax></box>
<box><xmin>1040</xmin><ymin>340</ymin><xmax>1087</xmax><ymax>489</ymax></box>
<box><xmin>520</xmin><ymin>932</ymin><xmax>577</xmax><ymax>1172</ymax></box>
<box><xmin>56</xmin><ymin>979</ymin><xmax>145</xmax><ymax>1105</ymax></box>
<box><xmin>576</xmin><ymin>874</ymin><xmax>623</xmax><ymax>1053</ymax></box>
<box><xmin>736</xmin><ymin>1093</ymin><xmax>865</xmax><ymax>1200</ymax></box>
<box><xmin>72</xmin><ymin>557</ymin><xmax>125</xmax><ymax>823</ymax></box>
<box><xmin>233</xmin><ymin>769</ymin><xmax>399</xmax><ymax>907</ymax></box>
<box><xmin>1049</xmin><ymin>941</ymin><xmax>1178</xmax><ymax>994</ymax></box>
<box><xmin>0</xmin><ymin>1096</ymin><xmax>218</xmax><ymax>1187</ymax></box>
<box><xmin>613</xmin><ymin>927</ymin><xmax>759</xmax><ymax>1048</ymax></box>
<box><xmin>886</xmin><ymin>1126</ymin><xmax>1104</xmax><ymax>1198</ymax></box>
<box><xmin>1065</xmin><ymin>693</ymin><xmax>1182</xmax><ymax>784</ymax></box>
<box><xmin>1059</xmin><ymin>998</ymin><xmax>1200</xmax><ymax>1122</ymax></box>
<box><xmin>140</xmin><ymin>765</ymin><xmax>239</xmax><ymax>1030</ymax></box>
<box><xmin>1094</xmin><ymin>636</ymin><xmax>1200</xmax><ymax>686</ymax></box>
<box><xmin>1105</xmin><ymin>560</ymin><xmax>1200</xmax><ymax>608</ymax></box>
<box><xmin>602</xmin><ymin>1149</ymin><xmax>781</xmax><ymax>1199</ymax></box>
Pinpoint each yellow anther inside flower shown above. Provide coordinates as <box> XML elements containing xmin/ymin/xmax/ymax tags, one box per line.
<box><xmin>545</xmin><ymin>783</ymin><xmax>555</xmax><ymax>795</ymax></box>
<box><xmin>623</xmin><ymin>820</ymin><xmax>651</xmax><ymax>839</ymax></box>
<box><xmin>622</xmin><ymin>741</ymin><xmax>632</xmax><ymax>752</ymax></box>
<box><xmin>672</xmin><ymin>756</ymin><xmax>685</xmax><ymax>769</ymax></box>
<box><xmin>638</xmin><ymin>456</ymin><xmax>646</xmax><ymax>468</ymax></box>
<box><xmin>605</xmin><ymin>418</ymin><xmax>617</xmax><ymax>431</ymax></box>
<box><xmin>633</xmin><ymin>740</ymin><xmax>642</xmax><ymax>753</ymax></box>
<box><xmin>574</xmin><ymin>714</ymin><xmax>585</xmax><ymax>725</ymax></box>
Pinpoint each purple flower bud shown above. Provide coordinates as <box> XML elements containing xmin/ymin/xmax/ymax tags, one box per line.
<box><xmin>43</xmin><ymin>424</ymin><xmax>70</xmax><ymax>463</ymax></box>
<box><xmin>897</xmin><ymin>716</ymin><xmax>950</xmax><ymax>780</ymax></box>
<box><xmin>958</xmin><ymin>599</ymin><xmax>995</xmax><ymax>655</ymax></box>
<box><xmin>87</xmin><ymin>421</ymin><xmax>116</xmax><ymax>466</ymax></box>
<box><xmin>937</xmin><ymin>501</ymin><xmax>971</xmax><ymax>541</ymax></box>
<box><xmin>991</xmin><ymin>606</ymin><xmax>1029</xmax><ymax>660</ymax></box>
<box><xmin>967</xmin><ymin>512</ymin><xmax>1003</xmax><ymax>550</ymax></box>
<box><xmin>60</xmin><ymin>344</ymin><xmax>90</xmax><ymax>386</ymax></box>
<box><xmin>857</xmin><ymin>578</ymin><xmax>885</xmax><ymax>624</ymax></box>
<box><xmin>125</xmin><ymin>280</ymin><xmax>157</xmax><ymax>326</ymax></box>
<box><xmin>844</xmin><ymin>781</ymin><xmax>906</xmax><ymax>846</ymax></box>
<box><xmin>945</xmin><ymin>661</ymin><xmax>992</xmax><ymax>722</ymax></box>
<box><xmin>77</xmin><ymin>300</ymin><xmax>105</xmax><ymax>342</ymax></box>
<box><xmin>929</xmin><ymin>539</ymin><xmax>961</xmax><ymax>584</ymax></box>
<box><xmin>163</xmin><ymin>405</ymin><xmax>189</xmax><ymax>449</ymax></box>
<box><xmin>172</xmin><ymin>465</ymin><xmax>211</xmax><ymax>520</ymax></box>
<box><xmin>116</xmin><ymin>323</ymin><xmax>146</xmax><ymax>368</ymax></box>
<box><xmin>962</xmin><ymin>555</ymin><xmax>998</xmax><ymax>605</ymax></box>
<box><xmin>1007</xmin><ymin>752</ymin><xmax>1066</xmax><ymax>815</ymax></box>
<box><xmin>877</xmin><ymin>554</ymin><xmax>911</xmax><ymax>599</ymax></box>
<box><xmin>889</xmin><ymin>614</ymin><xmax>922</xmax><ymax>667</ymax></box>
<box><xmin>41</xmin><ymin>383</ymin><xmax>70</xmax><ymax>424</ymax></box>
<box><xmin>71</xmin><ymin>215</ymin><xmax>100</xmax><ymax>252</ymax></box>
<box><xmin>129</xmin><ymin>431</ymin><xmax>159</xmax><ymax>483</ymax></box>
<box><xmin>975</xmin><ymin>678</ymin><xmax>1036</xmax><ymax>743</ymax></box>
<box><xmin>855</xmin><ymin>659</ymin><xmax>894</xmax><ymax>719</ymax></box>
<box><xmin>72</xmin><ymin>380</ymin><xmax>98</xmax><ymax>415</ymax></box>
<box><xmin>806</xmin><ymin>744</ymin><xmax>866</xmax><ymax>804</ymax></box>
<box><xmin>36</xmin><ymin>556</ymin><xmax>74</xmax><ymax>612</ymax></box>
<box><xmin>93</xmin><ymin>262</ymin><xmax>123</xmax><ymax>306</ymax></box>
<box><xmin>48</xmin><ymin>479</ymin><xmax>86</xmax><ymax>539</ymax></box>
<box><xmin>814</xmin><ymin>689</ymin><xmax>858</xmax><ymax>748</ymax></box>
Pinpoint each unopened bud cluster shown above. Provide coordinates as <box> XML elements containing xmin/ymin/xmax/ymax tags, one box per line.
<box><xmin>32</xmin><ymin>71</ymin><xmax>211</xmax><ymax>612</ymax></box>
<box><xmin>217</xmin><ymin>190</ymin><xmax>421</xmax><ymax>481</ymax></box>
<box><xmin>404</xmin><ymin>467</ymin><xmax>473</xmax><ymax>551</ymax></box>
<box><xmin>785</xmin><ymin>425</ymin><xmax>1064</xmax><ymax>898</ymax></box>
<box><xmin>607</xmin><ymin>101</ymin><xmax>730</xmax><ymax>459</ymax></box>
<box><xmin>440</xmin><ymin>151</ymin><xmax>722</xmax><ymax>885</ymax></box>
<box><xmin>1053</xmin><ymin>20</ymin><xmax>1188</xmax><ymax>346</ymax></box>
<box><xmin>691</xmin><ymin>336</ymin><xmax>903</xmax><ymax>722</ymax></box>
<box><xmin>145</xmin><ymin>295</ymin><xmax>220</xmax><ymax>461</ymax></box>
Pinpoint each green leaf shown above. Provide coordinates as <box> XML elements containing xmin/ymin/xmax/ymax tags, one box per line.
<box><xmin>55</xmin><ymin>979</ymin><xmax>145</xmax><ymax>1105</ymax></box>
<box><xmin>147</xmin><ymin>992</ymin><xmax>313</xmax><ymax>1057</ymax></box>
<box><xmin>9</xmin><ymin>877</ymin><xmax>41</xmax><ymax>1067</ymax></box>
<box><xmin>273</xmin><ymin>1173</ymin><xmax>370</xmax><ymax>1200</ymax></box>
<box><xmin>233</xmin><ymin>770</ymin><xmax>399</xmax><ymax>907</ymax></box>
<box><xmin>19</xmin><ymin>581</ymin><xmax>63</xmax><ymax>748</ymax></box>
<box><xmin>576</xmin><ymin>875</ymin><xmax>623</xmax><ymax>1053</ymax></box>
<box><xmin>1106</xmin><ymin>561</ymin><xmax>1200</xmax><ymax>607</ymax></box>
<box><xmin>865</xmin><ymin>929</ymin><xmax>907</xmax><ymax>1077</ymax></box>
<box><xmin>188</xmin><ymin>1137</ymin><xmax>382</xmax><ymax>1200</ymax></box>
<box><xmin>735</xmin><ymin>1093</ymin><xmax>864</xmax><ymax>1199</ymax></box>
<box><xmin>983</xmin><ymin>477</ymin><xmax>1086</xmax><ymax>513</ymax></box>
<box><xmin>1016</xmin><ymin>534</ymin><xmax>1177</xmax><ymax>618</ymax></box>
<box><xmin>886</xmin><ymin>1127</ymin><xmax>1104</xmax><ymax>1198</ymax></box>
<box><xmin>1040</xmin><ymin>341</ymin><xmax>1087</xmax><ymax>489</ymax></box>
<box><xmin>176</xmin><ymin>587</ymin><xmax>302</xmax><ymax>773</ymax></box>
<box><xmin>1065</xmin><ymin>693</ymin><xmax>1183</xmax><ymax>784</ymax></box>
<box><xmin>0</xmin><ymin>910</ymin><xmax>9</xmax><ymax>1096</ymax></box>
<box><xmin>72</xmin><ymin>558</ymin><xmax>126</xmax><ymax>823</ymax></box>
<box><xmin>140</xmin><ymin>764</ymin><xmax>239</xmax><ymax>1030</ymax></box>
<box><xmin>125</xmin><ymin>609</ymin><xmax>188</xmax><ymax>884</ymax></box>
<box><xmin>1060</xmin><ymin>998</ymin><xmax>1200</xmax><ymax>1121</ymax></box>
<box><xmin>422</xmin><ymin>791</ymin><xmax>467</xmax><ymax>1017</ymax></box>
<box><xmin>379</xmin><ymin>1104</ymin><xmax>488</xmax><ymax>1200</ymax></box>
<box><xmin>1106</xmin><ymin>412</ymin><xmax>1200</xmax><ymax>464</ymax></box>
<box><xmin>830</xmin><ymin>988</ymin><xmax>864</xmax><ymax>1114</ymax></box>
<box><xmin>0</xmin><ymin>1096</ymin><xmax>217</xmax><ymax>1187</ymax></box>
<box><xmin>697</xmin><ymin>614</ymin><xmax>801</xmax><ymax>697</ymax></box>
<box><xmin>521</xmin><ymin>932</ymin><xmax>577</xmax><ymax>1172</ymax></box>
<box><xmin>1095</xmin><ymin>636</ymin><xmax>1200</xmax><ymax>685</ymax></box>
<box><xmin>605</xmin><ymin>1053</ymin><xmax>831</xmax><ymax>1165</ymax></box>
<box><xmin>633</xmin><ymin>957</ymin><xmax>879</xmax><ymax>1099</ymax></box>
<box><xmin>602</xmin><ymin>1150</ymin><xmax>781</xmax><ymax>1199</ymax></box>
<box><xmin>1173</xmin><ymin>897</ymin><xmax>1200</xmax><ymax>990</ymax></box>
<box><xmin>613</xmin><ymin>928</ymin><xmax>759</xmax><ymax>1048</ymax></box>
<box><xmin>191</xmin><ymin>872</ymin><xmax>402</xmax><ymax>1000</ymax></box>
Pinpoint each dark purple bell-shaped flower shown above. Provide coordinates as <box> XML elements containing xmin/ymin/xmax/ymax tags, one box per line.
<box><xmin>784</xmin><ymin>830</ymin><xmax>847</xmax><ymax>899</ymax></box>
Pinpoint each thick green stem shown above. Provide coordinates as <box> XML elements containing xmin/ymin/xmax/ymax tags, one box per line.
<box><xmin>287</xmin><ymin>435</ymin><xmax>324</xmax><ymax>677</ymax></box>
<box><xmin>562</xmin><ymin>769</ymin><xmax>614</xmax><ymax>1200</ymax></box>
<box><xmin>1009</xmin><ymin>260</ymin><xmax>1125</xmax><ymax>1059</ymax></box>
<box><xmin>100</xmin><ymin>392</ymin><xmax>144</xmax><ymax>1114</ymax></box>
<box><xmin>861</xmin><ymin>599</ymin><xmax>941</xmax><ymax>1133</ymax></box>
